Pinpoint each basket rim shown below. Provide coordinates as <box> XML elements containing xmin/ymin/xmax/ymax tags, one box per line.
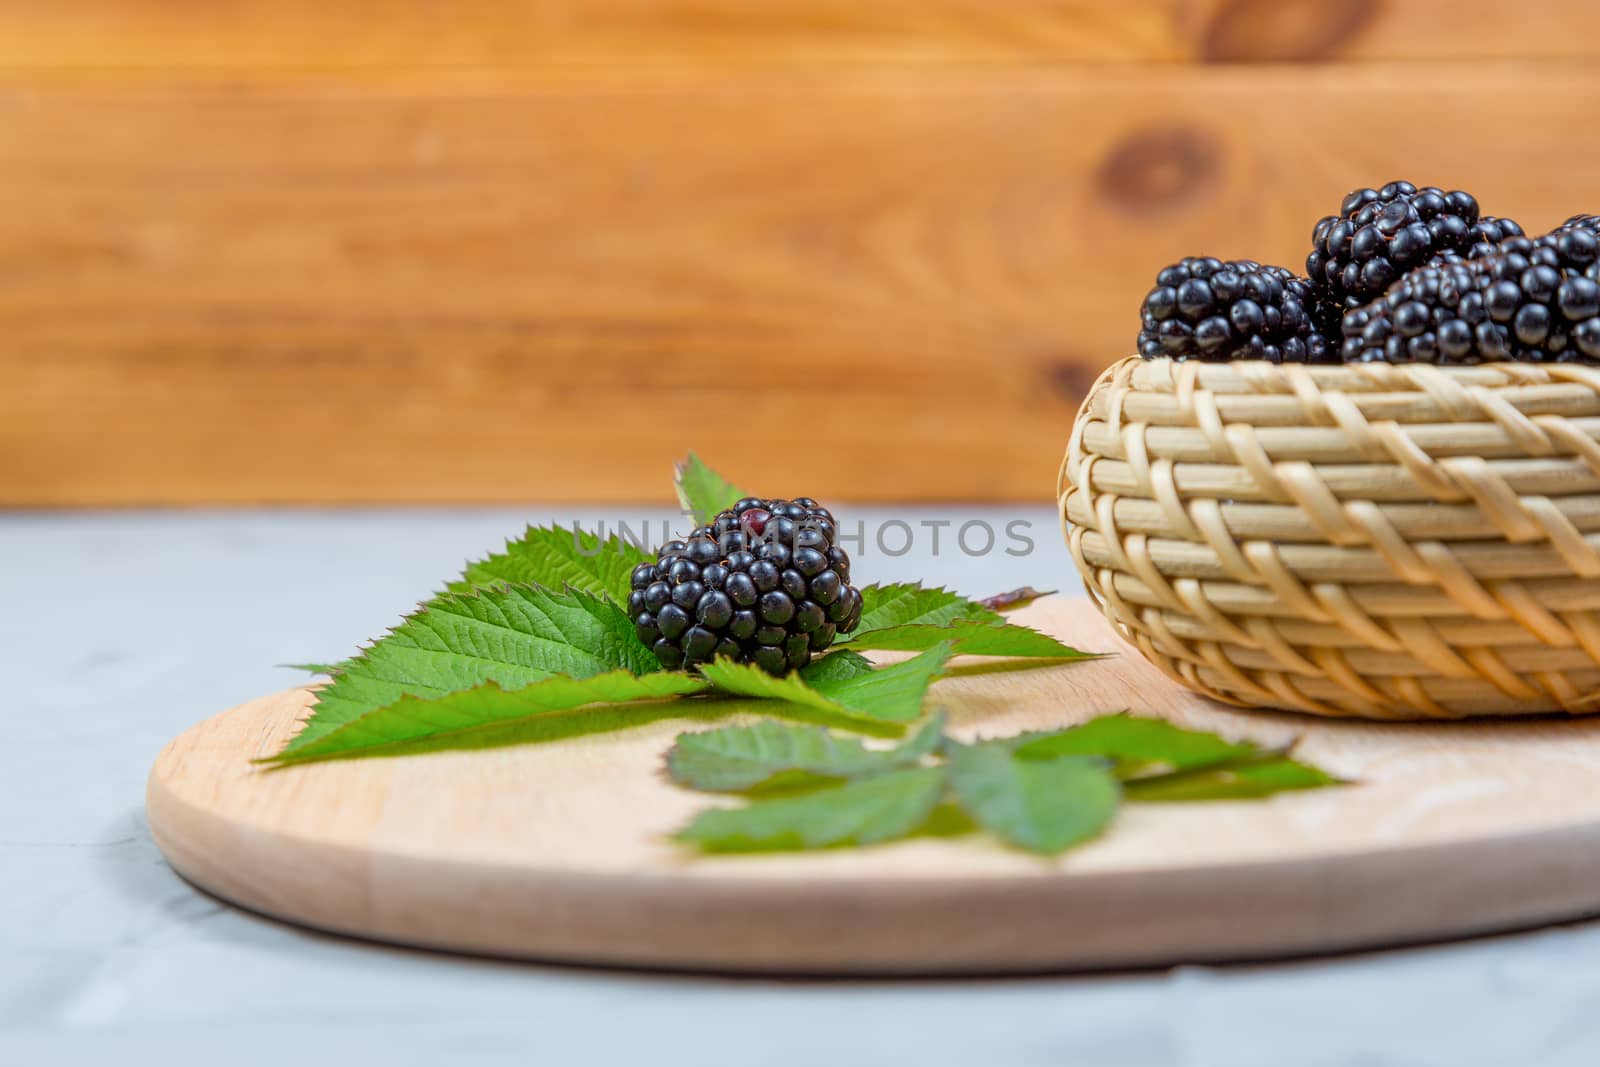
<box><xmin>1127</xmin><ymin>354</ymin><xmax>1600</xmax><ymax>396</ymax></box>
<box><xmin>1073</xmin><ymin>355</ymin><xmax>1600</xmax><ymax>468</ymax></box>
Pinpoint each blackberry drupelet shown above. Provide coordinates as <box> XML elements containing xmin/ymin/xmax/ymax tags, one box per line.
<box><xmin>1137</xmin><ymin>257</ymin><xmax>1333</xmax><ymax>363</ymax></box>
<box><xmin>1339</xmin><ymin>227</ymin><xmax>1600</xmax><ymax>364</ymax></box>
<box><xmin>1307</xmin><ymin>181</ymin><xmax>1483</xmax><ymax>312</ymax></box>
<box><xmin>627</xmin><ymin>497</ymin><xmax>863</xmax><ymax>675</ymax></box>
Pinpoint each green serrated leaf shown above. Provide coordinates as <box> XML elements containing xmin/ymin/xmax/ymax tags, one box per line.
<box><xmin>674</xmin><ymin>453</ymin><xmax>748</xmax><ymax>525</ymax></box>
<box><xmin>699</xmin><ymin>643</ymin><xmax>952</xmax><ymax>724</ymax></box>
<box><xmin>844</xmin><ymin>584</ymin><xmax>1092</xmax><ymax>662</ymax></box>
<box><xmin>269</xmin><ymin>671</ymin><xmax>710</xmax><ymax>765</ymax></box>
<box><xmin>1014</xmin><ymin>713</ymin><xmax>1258</xmax><ymax>778</ymax></box>
<box><xmin>666</xmin><ymin>711</ymin><xmax>945</xmax><ymax>792</ymax></box>
<box><xmin>842</xmin><ymin>618</ymin><xmax>1091</xmax><ymax>661</ymax></box>
<box><xmin>675</xmin><ymin>766</ymin><xmax>947</xmax><ymax>852</ymax></box>
<box><xmin>282</xmin><ymin>661</ymin><xmax>349</xmax><ymax>676</ymax></box>
<box><xmin>896</xmin><ymin>712</ymin><xmax>946</xmax><ymax>760</ymax></box>
<box><xmin>279</xmin><ymin>585</ymin><xmax>657</xmax><ymax>756</ymax></box>
<box><xmin>449</xmin><ymin>524</ymin><xmax>650</xmax><ymax>605</ymax></box>
<box><xmin>1124</xmin><ymin>754</ymin><xmax>1344</xmax><ymax>802</ymax></box>
<box><xmin>853</xmin><ymin>583</ymin><xmax>1002</xmax><ymax>633</ymax></box>
<box><xmin>947</xmin><ymin>743</ymin><xmax>1120</xmax><ymax>855</ymax></box>
<box><xmin>798</xmin><ymin>649</ymin><xmax>876</xmax><ymax>684</ymax></box>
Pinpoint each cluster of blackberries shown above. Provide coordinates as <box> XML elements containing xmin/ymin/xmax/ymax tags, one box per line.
<box><xmin>1137</xmin><ymin>258</ymin><xmax>1331</xmax><ymax>363</ymax></box>
<box><xmin>1136</xmin><ymin>179</ymin><xmax>1600</xmax><ymax>365</ymax></box>
<box><xmin>627</xmin><ymin>497</ymin><xmax>862</xmax><ymax>676</ymax></box>
<box><xmin>1341</xmin><ymin>227</ymin><xmax>1600</xmax><ymax>364</ymax></box>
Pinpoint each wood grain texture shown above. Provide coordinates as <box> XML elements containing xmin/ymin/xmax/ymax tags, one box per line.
<box><xmin>5</xmin><ymin>64</ymin><xmax>1600</xmax><ymax>504</ymax></box>
<box><xmin>1</xmin><ymin>1</ymin><xmax>1596</xmax><ymax>69</ymax></box>
<box><xmin>146</xmin><ymin>598</ymin><xmax>1600</xmax><ymax>974</ymax></box>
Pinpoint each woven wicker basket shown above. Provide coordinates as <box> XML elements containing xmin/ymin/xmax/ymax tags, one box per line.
<box><xmin>1060</xmin><ymin>355</ymin><xmax>1600</xmax><ymax>719</ymax></box>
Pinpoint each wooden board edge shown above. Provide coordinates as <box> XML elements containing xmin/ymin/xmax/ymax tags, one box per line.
<box><xmin>145</xmin><ymin>691</ymin><xmax>1600</xmax><ymax>975</ymax></box>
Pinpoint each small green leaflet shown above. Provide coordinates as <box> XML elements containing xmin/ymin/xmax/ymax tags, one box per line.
<box><xmin>675</xmin><ymin>452</ymin><xmax>748</xmax><ymax>525</ymax></box>
<box><xmin>674</xmin><ymin>766</ymin><xmax>947</xmax><ymax>852</ymax></box>
<box><xmin>1010</xmin><ymin>714</ymin><xmax>1342</xmax><ymax>799</ymax></box>
<box><xmin>449</xmin><ymin>525</ymin><xmax>650</xmax><ymax>605</ymax></box>
<box><xmin>666</xmin><ymin>713</ymin><xmax>945</xmax><ymax>792</ymax></box>
<box><xmin>288</xmin><ymin>526</ymin><xmax>649</xmax><ymax>674</ymax></box>
<box><xmin>1123</xmin><ymin>754</ymin><xmax>1342</xmax><ymax>802</ymax></box>
<box><xmin>798</xmin><ymin>649</ymin><xmax>876</xmax><ymax>684</ymax></box>
<box><xmin>843</xmin><ymin>618</ymin><xmax>1090</xmax><ymax>660</ymax></box>
<box><xmin>1014</xmin><ymin>713</ymin><xmax>1257</xmax><ymax>778</ymax></box>
<box><xmin>853</xmin><ymin>583</ymin><xmax>1002</xmax><ymax>632</ymax></box>
<box><xmin>280</xmin><ymin>585</ymin><xmax>655</xmax><ymax>755</ymax></box>
<box><xmin>947</xmin><ymin>743</ymin><xmax>1121</xmax><ymax>855</ymax></box>
<box><xmin>269</xmin><ymin>671</ymin><xmax>710</xmax><ymax>765</ymax></box>
<box><xmin>699</xmin><ymin>643</ymin><xmax>953</xmax><ymax>724</ymax></box>
<box><xmin>841</xmin><ymin>583</ymin><xmax>1089</xmax><ymax>661</ymax></box>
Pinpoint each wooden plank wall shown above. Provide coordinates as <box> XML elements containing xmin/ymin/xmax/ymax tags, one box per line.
<box><xmin>3</xmin><ymin>1</ymin><xmax>1599</xmax><ymax>505</ymax></box>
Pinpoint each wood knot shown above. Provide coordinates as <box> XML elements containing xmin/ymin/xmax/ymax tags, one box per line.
<box><xmin>1044</xmin><ymin>359</ymin><xmax>1100</xmax><ymax>405</ymax></box>
<box><xmin>1097</xmin><ymin>125</ymin><xmax>1222</xmax><ymax>217</ymax></box>
<box><xmin>1200</xmin><ymin>0</ymin><xmax>1377</xmax><ymax>62</ymax></box>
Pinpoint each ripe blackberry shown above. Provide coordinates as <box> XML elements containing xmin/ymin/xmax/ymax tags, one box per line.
<box><xmin>1137</xmin><ymin>257</ymin><xmax>1333</xmax><ymax>363</ymax></box>
<box><xmin>1340</xmin><ymin>228</ymin><xmax>1600</xmax><ymax>364</ymax></box>
<box><xmin>1308</xmin><ymin>181</ymin><xmax>1482</xmax><ymax>312</ymax></box>
<box><xmin>627</xmin><ymin>497</ymin><xmax>862</xmax><ymax>675</ymax></box>
<box><xmin>1428</xmin><ymin>216</ymin><xmax>1525</xmax><ymax>266</ymax></box>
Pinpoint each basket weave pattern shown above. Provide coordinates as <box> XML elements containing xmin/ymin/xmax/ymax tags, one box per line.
<box><xmin>1060</xmin><ymin>356</ymin><xmax>1600</xmax><ymax>719</ymax></box>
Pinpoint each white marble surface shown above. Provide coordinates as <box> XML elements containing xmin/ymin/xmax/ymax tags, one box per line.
<box><xmin>6</xmin><ymin>507</ymin><xmax>1600</xmax><ymax>1066</ymax></box>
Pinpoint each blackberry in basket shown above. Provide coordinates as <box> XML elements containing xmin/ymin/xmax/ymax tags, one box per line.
<box><xmin>1339</xmin><ymin>227</ymin><xmax>1600</xmax><ymax>364</ymax></box>
<box><xmin>1428</xmin><ymin>216</ymin><xmax>1526</xmax><ymax>267</ymax></box>
<box><xmin>627</xmin><ymin>497</ymin><xmax>863</xmax><ymax>675</ymax></box>
<box><xmin>1307</xmin><ymin>181</ymin><xmax>1483</xmax><ymax>312</ymax></box>
<box><xmin>1137</xmin><ymin>257</ymin><xmax>1333</xmax><ymax>363</ymax></box>
<box><xmin>1558</xmin><ymin>214</ymin><xmax>1600</xmax><ymax>236</ymax></box>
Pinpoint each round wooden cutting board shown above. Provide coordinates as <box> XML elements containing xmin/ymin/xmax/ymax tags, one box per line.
<box><xmin>147</xmin><ymin>599</ymin><xmax>1600</xmax><ymax>974</ymax></box>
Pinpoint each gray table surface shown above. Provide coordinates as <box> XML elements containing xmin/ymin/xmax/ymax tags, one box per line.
<box><xmin>6</xmin><ymin>507</ymin><xmax>1600</xmax><ymax>1066</ymax></box>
